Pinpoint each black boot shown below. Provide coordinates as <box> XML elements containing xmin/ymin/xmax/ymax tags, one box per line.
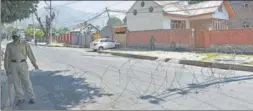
<box><xmin>28</xmin><ymin>99</ymin><xmax>36</xmax><ymax>104</ymax></box>
<box><xmin>15</xmin><ymin>99</ymin><xmax>25</xmax><ymax>106</ymax></box>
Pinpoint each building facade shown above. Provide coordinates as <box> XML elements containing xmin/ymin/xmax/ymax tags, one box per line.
<box><xmin>126</xmin><ymin>1</ymin><xmax>235</xmax><ymax>31</ymax></box>
<box><xmin>228</xmin><ymin>1</ymin><xmax>253</xmax><ymax>29</ymax></box>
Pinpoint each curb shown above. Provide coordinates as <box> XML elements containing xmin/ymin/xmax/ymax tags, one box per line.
<box><xmin>178</xmin><ymin>60</ymin><xmax>253</xmax><ymax>72</ymax></box>
<box><xmin>99</xmin><ymin>51</ymin><xmax>158</xmax><ymax>60</ymax></box>
<box><xmin>47</xmin><ymin>45</ymin><xmax>84</xmax><ymax>48</ymax></box>
<box><xmin>98</xmin><ymin>50</ymin><xmax>253</xmax><ymax>72</ymax></box>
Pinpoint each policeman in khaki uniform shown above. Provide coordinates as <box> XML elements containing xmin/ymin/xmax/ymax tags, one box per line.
<box><xmin>4</xmin><ymin>34</ymin><xmax>39</xmax><ymax>105</ymax></box>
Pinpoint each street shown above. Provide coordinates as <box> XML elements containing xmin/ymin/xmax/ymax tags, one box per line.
<box><xmin>10</xmin><ymin>46</ymin><xmax>253</xmax><ymax>110</ymax></box>
<box><xmin>2</xmin><ymin>0</ymin><xmax>253</xmax><ymax>110</ymax></box>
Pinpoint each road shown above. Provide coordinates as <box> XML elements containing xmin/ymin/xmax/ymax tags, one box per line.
<box><xmin>9</xmin><ymin>46</ymin><xmax>253</xmax><ymax>110</ymax></box>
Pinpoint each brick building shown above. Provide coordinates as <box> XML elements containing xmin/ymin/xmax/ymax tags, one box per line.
<box><xmin>228</xmin><ymin>1</ymin><xmax>253</xmax><ymax>29</ymax></box>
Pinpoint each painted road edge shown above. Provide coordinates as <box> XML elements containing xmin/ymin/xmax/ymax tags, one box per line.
<box><xmin>99</xmin><ymin>50</ymin><xmax>253</xmax><ymax>72</ymax></box>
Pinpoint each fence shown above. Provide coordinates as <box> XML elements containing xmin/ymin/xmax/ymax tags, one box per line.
<box><xmin>126</xmin><ymin>28</ymin><xmax>253</xmax><ymax>52</ymax></box>
<box><xmin>126</xmin><ymin>29</ymin><xmax>194</xmax><ymax>50</ymax></box>
<box><xmin>201</xmin><ymin>29</ymin><xmax>253</xmax><ymax>47</ymax></box>
<box><xmin>56</xmin><ymin>33</ymin><xmax>72</xmax><ymax>43</ymax></box>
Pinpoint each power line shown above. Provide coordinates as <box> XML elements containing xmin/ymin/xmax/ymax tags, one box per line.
<box><xmin>107</xmin><ymin>1</ymin><xmax>246</xmax><ymax>15</ymax></box>
<box><xmin>106</xmin><ymin>1</ymin><xmax>129</xmax><ymax>9</ymax></box>
<box><xmin>54</xmin><ymin>1</ymin><xmax>80</xmax><ymax>7</ymax></box>
<box><xmin>50</xmin><ymin>1</ymin><xmax>252</xmax><ymax>30</ymax></box>
<box><xmin>67</xmin><ymin>1</ymin><xmax>242</xmax><ymax>29</ymax></box>
<box><xmin>72</xmin><ymin>1</ymin><xmax>132</xmax><ymax>24</ymax></box>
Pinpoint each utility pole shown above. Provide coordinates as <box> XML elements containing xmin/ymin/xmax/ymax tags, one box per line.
<box><xmin>0</xmin><ymin>0</ymin><xmax>2</xmax><ymax>73</ymax></box>
<box><xmin>0</xmin><ymin>0</ymin><xmax>2</xmax><ymax>108</ymax></box>
<box><xmin>32</xmin><ymin>14</ymin><xmax>36</xmax><ymax>43</ymax></box>
<box><xmin>49</xmin><ymin>0</ymin><xmax>53</xmax><ymax>44</ymax></box>
<box><xmin>106</xmin><ymin>7</ymin><xmax>110</xmax><ymax>18</ymax></box>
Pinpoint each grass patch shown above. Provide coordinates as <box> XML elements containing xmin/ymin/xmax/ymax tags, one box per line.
<box><xmin>200</xmin><ymin>52</ymin><xmax>253</xmax><ymax>63</ymax></box>
<box><xmin>200</xmin><ymin>53</ymin><xmax>218</xmax><ymax>62</ymax></box>
<box><xmin>246</xmin><ymin>61</ymin><xmax>253</xmax><ymax>65</ymax></box>
<box><xmin>200</xmin><ymin>53</ymin><xmax>230</xmax><ymax>62</ymax></box>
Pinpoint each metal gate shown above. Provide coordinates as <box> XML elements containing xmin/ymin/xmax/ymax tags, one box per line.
<box><xmin>195</xmin><ymin>30</ymin><xmax>206</xmax><ymax>48</ymax></box>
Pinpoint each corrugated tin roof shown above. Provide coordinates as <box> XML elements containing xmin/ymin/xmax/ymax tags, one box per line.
<box><xmin>154</xmin><ymin>1</ymin><xmax>178</xmax><ymax>6</ymax></box>
<box><xmin>163</xmin><ymin>2</ymin><xmax>190</xmax><ymax>16</ymax></box>
<box><xmin>187</xmin><ymin>1</ymin><xmax>223</xmax><ymax>16</ymax></box>
<box><xmin>161</xmin><ymin>1</ymin><xmax>223</xmax><ymax>16</ymax></box>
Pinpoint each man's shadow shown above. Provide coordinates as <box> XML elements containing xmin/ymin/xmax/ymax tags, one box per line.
<box><xmin>13</xmin><ymin>70</ymin><xmax>113</xmax><ymax>110</ymax></box>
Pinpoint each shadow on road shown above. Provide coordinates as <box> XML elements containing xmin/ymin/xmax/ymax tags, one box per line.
<box><xmin>139</xmin><ymin>74</ymin><xmax>253</xmax><ymax>105</ymax></box>
<box><xmin>18</xmin><ymin>70</ymin><xmax>113</xmax><ymax>110</ymax></box>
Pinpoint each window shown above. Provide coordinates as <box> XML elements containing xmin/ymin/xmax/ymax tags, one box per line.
<box><xmin>141</xmin><ymin>1</ymin><xmax>145</xmax><ymax>7</ymax></box>
<box><xmin>214</xmin><ymin>19</ymin><xmax>222</xmax><ymax>30</ymax></box>
<box><xmin>171</xmin><ymin>20</ymin><xmax>186</xmax><ymax>29</ymax></box>
<box><xmin>213</xmin><ymin>19</ymin><xmax>227</xmax><ymax>30</ymax></box>
<box><xmin>149</xmin><ymin>7</ymin><xmax>154</xmax><ymax>13</ymax></box>
<box><xmin>242</xmin><ymin>3</ymin><xmax>249</xmax><ymax>8</ymax></box>
<box><xmin>133</xmin><ymin>9</ymin><xmax>137</xmax><ymax>15</ymax></box>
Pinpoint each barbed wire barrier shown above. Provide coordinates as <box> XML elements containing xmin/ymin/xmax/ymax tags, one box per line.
<box><xmin>3</xmin><ymin>45</ymin><xmax>253</xmax><ymax>110</ymax></box>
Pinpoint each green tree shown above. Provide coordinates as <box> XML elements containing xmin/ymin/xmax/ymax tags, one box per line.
<box><xmin>6</xmin><ymin>26</ymin><xmax>16</xmax><ymax>34</ymax></box>
<box><xmin>2</xmin><ymin>1</ymin><xmax>39</xmax><ymax>24</ymax></box>
<box><xmin>107</xmin><ymin>17</ymin><xmax>122</xmax><ymax>26</ymax></box>
<box><xmin>34</xmin><ymin>9</ymin><xmax>56</xmax><ymax>44</ymax></box>
<box><xmin>25</xmin><ymin>25</ymin><xmax>44</xmax><ymax>38</ymax></box>
<box><xmin>54</xmin><ymin>27</ymin><xmax>70</xmax><ymax>36</ymax></box>
<box><xmin>35</xmin><ymin>30</ymin><xmax>44</xmax><ymax>38</ymax></box>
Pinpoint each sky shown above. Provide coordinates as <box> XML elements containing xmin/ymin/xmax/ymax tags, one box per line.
<box><xmin>36</xmin><ymin>1</ymin><xmax>135</xmax><ymax>28</ymax></box>
<box><xmin>38</xmin><ymin>1</ymin><xmax>134</xmax><ymax>12</ymax></box>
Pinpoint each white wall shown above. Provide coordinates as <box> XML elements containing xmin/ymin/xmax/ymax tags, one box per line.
<box><xmin>163</xmin><ymin>18</ymin><xmax>171</xmax><ymax>29</ymax></box>
<box><xmin>212</xmin><ymin>4</ymin><xmax>229</xmax><ymax>20</ymax></box>
<box><xmin>127</xmin><ymin>1</ymin><xmax>164</xmax><ymax>31</ymax></box>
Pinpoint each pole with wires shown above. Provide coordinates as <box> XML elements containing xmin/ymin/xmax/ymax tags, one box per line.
<box><xmin>32</xmin><ymin>14</ymin><xmax>36</xmax><ymax>44</ymax></box>
<box><xmin>0</xmin><ymin>0</ymin><xmax>3</xmax><ymax>109</ymax></box>
<box><xmin>0</xmin><ymin>0</ymin><xmax>2</xmax><ymax>75</ymax></box>
<box><xmin>49</xmin><ymin>0</ymin><xmax>52</xmax><ymax>45</ymax></box>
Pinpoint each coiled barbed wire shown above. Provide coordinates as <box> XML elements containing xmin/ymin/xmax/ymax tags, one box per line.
<box><xmin>3</xmin><ymin>45</ymin><xmax>253</xmax><ymax>110</ymax></box>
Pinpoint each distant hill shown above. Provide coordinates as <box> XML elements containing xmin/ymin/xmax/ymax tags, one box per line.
<box><xmin>14</xmin><ymin>5</ymin><xmax>128</xmax><ymax>30</ymax></box>
<box><xmin>15</xmin><ymin>6</ymin><xmax>94</xmax><ymax>29</ymax></box>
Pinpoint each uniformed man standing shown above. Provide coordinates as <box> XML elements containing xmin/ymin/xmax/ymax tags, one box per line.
<box><xmin>4</xmin><ymin>34</ymin><xmax>39</xmax><ymax>105</ymax></box>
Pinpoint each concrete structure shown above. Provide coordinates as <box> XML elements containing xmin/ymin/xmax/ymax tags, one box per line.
<box><xmin>56</xmin><ymin>24</ymin><xmax>100</xmax><ymax>48</ymax></box>
<box><xmin>126</xmin><ymin>28</ymin><xmax>253</xmax><ymax>53</ymax></box>
<box><xmin>126</xmin><ymin>1</ymin><xmax>235</xmax><ymax>31</ymax></box>
<box><xmin>228</xmin><ymin>1</ymin><xmax>253</xmax><ymax>29</ymax></box>
<box><xmin>100</xmin><ymin>26</ymin><xmax>114</xmax><ymax>40</ymax></box>
<box><xmin>113</xmin><ymin>25</ymin><xmax>128</xmax><ymax>47</ymax></box>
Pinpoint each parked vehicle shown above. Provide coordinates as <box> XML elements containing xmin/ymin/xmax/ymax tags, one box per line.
<box><xmin>90</xmin><ymin>38</ymin><xmax>120</xmax><ymax>51</ymax></box>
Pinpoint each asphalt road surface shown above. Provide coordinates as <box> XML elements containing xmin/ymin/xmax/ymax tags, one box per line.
<box><xmin>11</xmin><ymin>46</ymin><xmax>253</xmax><ymax>110</ymax></box>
